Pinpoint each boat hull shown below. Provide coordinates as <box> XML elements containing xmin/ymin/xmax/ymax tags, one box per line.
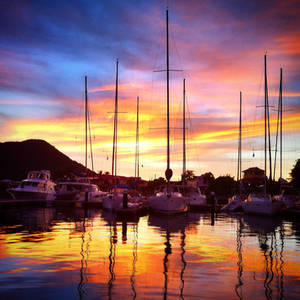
<box><xmin>242</xmin><ymin>200</ymin><xmax>282</xmax><ymax>216</ymax></box>
<box><xmin>149</xmin><ymin>194</ymin><xmax>188</xmax><ymax>214</ymax></box>
<box><xmin>189</xmin><ymin>195</ymin><xmax>207</xmax><ymax>208</ymax></box>
<box><xmin>102</xmin><ymin>194</ymin><xmax>123</xmax><ymax>211</ymax></box>
<box><xmin>8</xmin><ymin>189</ymin><xmax>54</xmax><ymax>201</ymax></box>
<box><xmin>55</xmin><ymin>191</ymin><xmax>78</xmax><ymax>201</ymax></box>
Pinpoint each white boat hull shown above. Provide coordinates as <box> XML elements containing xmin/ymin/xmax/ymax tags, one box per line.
<box><xmin>242</xmin><ymin>198</ymin><xmax>283</xmax><ymax>216</ymax></box>
<box><xmin>8</xmin><ymin>188</ymin><xmax>55</xmax><ymax>201</ymax></box>
<box><xmin>189</xmin><ymin>195</ymin><xmax>207</xmax><ymax>207</ymax></box>
<box><xmin>149</xmin><ymin>194</ymin><xmax>188</xmax><ymax>214</ymax></box>
<box><xmin>102</xmin><ymin>193</ymin><xmax>123</xmax><ymax>211</ymax></box>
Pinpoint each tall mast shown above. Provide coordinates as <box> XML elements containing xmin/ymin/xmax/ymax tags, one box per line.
<box><xmin>182</xmin><ymin>78</ymin><xmax>186</xmax><ymax>178</ymax></box>
<box><xmin>85</xmin><ymin>76</ymin><xmax>88</xmax><ymax>169</ymax></box>
<box><xmin>279</xmin><ymin>68</ymin><xmax>283</xmax><ymax>179</ymax></box>
<box><xmin>237</xmin><ymin>91</ymin><xmax>242</xmax><ymax>183</ymax></box>
<box><xmin>135</xmin><ymin>96</ymin><xmax>140</xmax><ymax>179</ymax></box>
<box><xmin>264</xmin><ymin>55</ymin><xmax>267</xmax><ymax>195</ymax></box>
<box><xmin>112</xmin><ymin>59</ymin><xmax>119</xmax><ymax>179</ymax></box>
<box><xmin>165</xmin><ymin>8</ymin><xmax>173</xmax><ymax>193</ymax></box>
<box><xmin>265</xmin><ymin>55</ymin><xmax>272</xmax><ymax>181</ymax></box>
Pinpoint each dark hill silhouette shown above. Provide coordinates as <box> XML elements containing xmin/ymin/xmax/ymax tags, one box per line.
<box><xmin>0</xmin><ymin>139</ymin><xmax>96</xmax><ymax>180</ymax></box>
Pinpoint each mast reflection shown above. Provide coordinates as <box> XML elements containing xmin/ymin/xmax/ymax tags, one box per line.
<box><xmin>130</xmin><ymin>222</ymin><xmax>138</xmax><ymax>300</ymax></box>
<box><xmin>180</xmin><ymin>228</ymin><xmax>186</xmax><ymax>300</ymax></box>
<box><xmin>108</xmin><ymin>219</ymin><xmax>117</xmax><ymax>300</ymax></box>
<box><xmin>243</xmin><ymin>215</ymin><xmax>285</xmax><ymax>300</ymax></box>
<box><xmin>148</xmin><ymin>213</ymin><xmax>190</xmax><ymax>300</ymax></box>
<box><xmin>77</xmin><ymin>208</ymin><xmax>90</xmax><ymax>300</ymax></box>
<box><xmin>101</xmin><ymin>211</ymin><xmax>140</xmax><ymax>300</ymax></box>
<box><xmin>235</xmin><ymin>218</ymin><xmax>244</xmax><ymax>300</ymax></box>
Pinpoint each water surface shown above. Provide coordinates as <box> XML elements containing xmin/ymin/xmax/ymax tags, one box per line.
<box><xmin>0</xmin><ymin>206</ymin><xmax>300</xmax><ymax>299</ymax></box>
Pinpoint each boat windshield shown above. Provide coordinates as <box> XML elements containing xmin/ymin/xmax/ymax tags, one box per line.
<box><xmin>21</xmin><ymin>182</ymin><xmax>39</xmax><ymax>187</ymax></box>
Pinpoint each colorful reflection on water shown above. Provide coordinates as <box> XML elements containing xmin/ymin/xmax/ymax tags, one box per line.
<box><xmin>0</xmin><ymin>206</ymin><xmax>300</xmax><ymax>299</ymax></box>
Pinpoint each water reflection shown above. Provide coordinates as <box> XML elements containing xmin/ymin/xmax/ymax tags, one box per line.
<box><xmin>242</xmin><ymin>214</ymin><xmax>285</xmax><ymax>300</ymax></box>
<box><xmin>130</xmin><ymin>222</ymin><xmax>138</xmax><ymax>300</ymax></box>
<box><xmin>179</xmin><ymin>227</ymin><xmax>186</xmax><ymax>300</ymax></box>
<box><xmin>0</xmin><ymin>207</ymin><xmax>299</xmax><ymax>300</ymax></box>
<box><xmin>77</xmin><ymin>208</ymin><xmax>92</xmax><ymax>300</ymax></box>
<box><xmin>101</xmin><ymin>210</ymin><xmax>140</xmax><ymax>299</ymax></box>
<box><xmin>148</xmin><ymin>213</ymin><xmax>190</xmax><ymax>300</ymax></box>
<box><xmin>0</xmin><ymin>207</ymin><xmax>55</xmax><ymax>235</ymax></box>
<box><xmin>108</xmin><ymin>220</ymin><xmax>117</xmax><ymax>300</ymax></box>
<box><xmin>235</xmin><ymin>218</ymin><xmax>243</xmax><ymax>300</ymax></box>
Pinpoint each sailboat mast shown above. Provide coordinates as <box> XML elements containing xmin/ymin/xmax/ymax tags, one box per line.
<box><xmin>279</xmin><ymin>68</ymin><xmax>283</xmax><ymax>179</ymax></box>
<box><xmin>264</xmin><ymin>55</ymin><xmax>267</xmax><ymax>194</ymax></box>
<box><xmin>112</xmin><ymin>59</ymin><xmax>119</xmax><ymax>178</ymax></box>
<box><xmin>165</xmin><ymin>8</ymin><xmax>172</xmax><ymax>193</ymax></box>
<box><xmin>166</xmin><ymin>8</ymin><xmax>170</xmax><ymax>175</ymax></box>
<box><xmin>265</xmin><ymin>55</ymin><xmax>272</xmax><ymax>181</ymax></box>
<box><xmin>183</xmin><ymin>78</ymin><xmax>186</xmax><ymax>177</ymax></box>
<box><xmin>85</xmin><ymin>76</ymin><xmax>88</xmax><ymax>169</ymax></box>
<box><xmin>237</xmin><ymin>91</ymin><xmax>242</xmax><ymax>182</ymax></box>
<box><xmin>135</xmin><ymin>96</ymin><xmax>140</xmax><ymax>179</ymax></box>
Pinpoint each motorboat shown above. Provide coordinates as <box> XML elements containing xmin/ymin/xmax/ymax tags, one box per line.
<box><xmin>56</xmin><ymin>179</ymin><xmax>105</xmax><ymax>203</ymax></box>
<box><xmin>8</xmin><ymin>170</ymin><xmax>56</xmax><ymax>200</ymax></box>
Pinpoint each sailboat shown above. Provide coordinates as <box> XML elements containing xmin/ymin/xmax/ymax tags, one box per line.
<box><xmin>102</xmin><ymin>60</ymin><xmax>125</xmax><ymax>211</ymax></box>
<box><xmin>56</xmin><ymin>76</ymin><xmax>105</xmax><ymax>203</ymax></box>
<box><xmin>242</xmin><ymin>55</ymin><xmax>283</xmax><ymax>216</ymax></box>
<box><xmin>115</xmin><ymin>96</ymin><xmax>145</xmax><ymax>214</ymax></box>
<box><xmin>148</xmin><ymin>8</ymin><xmax>188</xmax><ymax>214</ymax></box>
<box><xmin>179</xmin><ymin>79</ymin><xmax>207</xmax><ymax>208</ymax></box>
<box><xmin>221</xmin><ymin>91</ymin><xmax>243</xmax><ymax>212</ymax></box>
<box><xmin>273</xmin><ymin>69</ymin><xmax>296</xmax><ymax>208</ymax></box>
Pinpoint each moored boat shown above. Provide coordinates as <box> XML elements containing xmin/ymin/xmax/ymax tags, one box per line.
<box><xmin>148</xmin><ymin>8</ymin><xmax>188</xmax><ymax>214</ymax></box>
<box><xmin>8</xmin><ymin>170</ymin><xmax>56</xmax><ymax>200</ymax></box>
<box><xmin>56</xmin><ymin>177</ymin><xmax>105</xmax><ymax>203</ymax></box>
<box><xmin>242</xmin><ymin>193</ymin><xmax>283</xmax><ymax>216</ymax></box>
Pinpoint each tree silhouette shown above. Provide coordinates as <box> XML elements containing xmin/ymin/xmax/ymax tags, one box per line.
<box><xmin>290</xmin><ymin>159</ymin><xmax>300</xmax><ymax>189</ymax></box>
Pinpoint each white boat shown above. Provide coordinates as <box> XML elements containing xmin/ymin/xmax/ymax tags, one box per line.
<box><xmin>148</xmin><ymin>9</ymin><xmax>188</xmax><ymax>214</ymax></box>
<box><xmin>241</xmin><ymin>55</ymin><xmax>283</xmax><ymax>216</ymax></box>
<box><xmin>242</xmin><ymin>193</ymin><xmax>283</xmax><ymax>216</ymax></box>
<box><xmin>221</xmin><ymin>92</ymin><xmax>243</xmax><ymax>213</ymax></box>
<box><xmin>56</xmin><ymin>77</ymin><xmax>105</xmax><ymax>204</ymax></box>
<box><xmin>56</xmin><ymin>177</ymin><xmax>105</xmax><ymax>203</ymax></box>
<box><xmin>149</xmin><ymin>186</ymin><xmax>188</xmax><ymax>214</ymax></box>
<box><xmin>176</xmin><ymin>185</ymin><xmax>206</xmax><ymax>208</ymax></box>
<box><xmin>8</xmin><ymin>170</ymin><xmax>56</xmax><ymax>200</ymax></box>
<box><xmin>102</xmin><ymin>191</ymin><xmax>123</xmax><ymax>210</ymax></box>
<box><xmin>221</xmin><ymin>194</ymin><xmax>243</xmax><ymax>212</ymax></box>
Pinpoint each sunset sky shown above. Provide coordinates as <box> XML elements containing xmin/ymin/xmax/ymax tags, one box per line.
<box><xmin>0</xmin><ymin>0</ymin><xmax>299</xmax><ymax>181</ymax></box>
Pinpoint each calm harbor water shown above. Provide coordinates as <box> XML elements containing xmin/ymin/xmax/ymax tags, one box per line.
<box><xmin>0</xmin><ymin>206</ymin><xmax>300</xmax><ymax>300</ymax></box>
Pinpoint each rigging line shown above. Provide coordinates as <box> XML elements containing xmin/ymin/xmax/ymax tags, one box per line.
<box><xmin>252</xmin><ymin>63</ymin><xmax>264</xmax><ymax>156</ymax></box>
<box><xmin>88</xmin><ymin>108</ymin><xmax>94</xmax><ymax>172</ymax></box>
<box><xmin>186</xmin><ymin>96</ymin><xmax>202</xmax><ymax>173</ymax></box>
